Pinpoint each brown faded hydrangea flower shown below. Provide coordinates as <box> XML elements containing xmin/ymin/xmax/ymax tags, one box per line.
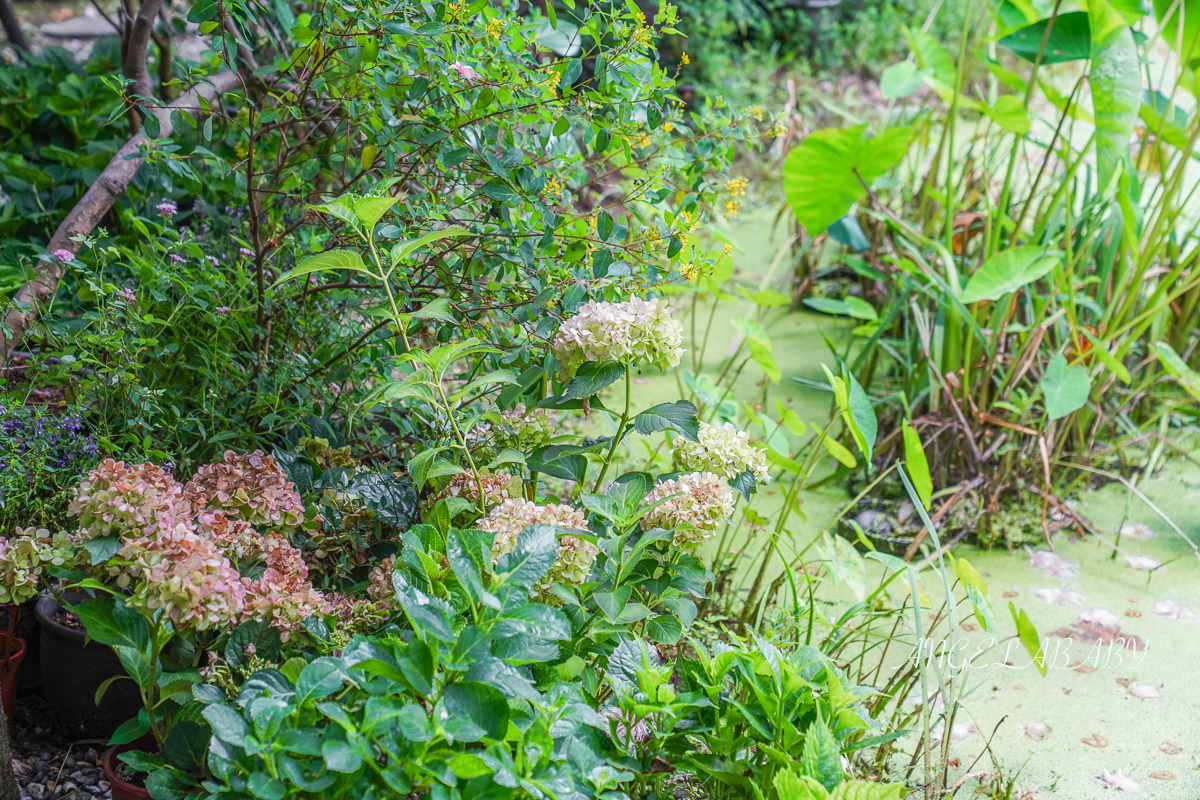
<box><xmin>184</xmin><ymin>450</ymin><xmax>305</xmax><ymax>533</ymax></box>
<box><xmin>641</xmin><ymin>471</ymin><xmax>735</xmax><ymax>550</ymax></box>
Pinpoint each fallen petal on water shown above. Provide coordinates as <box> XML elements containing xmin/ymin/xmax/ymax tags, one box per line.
<box><xmin>1149</xmin><ymin>772</ymin><xmax>1175</xmax><ymax>781</ymax></box>
<box><xmin>1082</xmin><ymin>734</ymin><xmax>1108</xmax><ymax>748</ymax></box>
<box><xmin>1159</xmin><ymin>743</ymin><xmax>1182</xmax><ymax>755</ymax></box>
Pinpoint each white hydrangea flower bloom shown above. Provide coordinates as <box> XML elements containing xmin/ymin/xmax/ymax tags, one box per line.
<box><xmin>478</xmin><ymin>499</ymin><xmax>598</xmax><ymax>592</ymax></box>
<box><xmin>552</xmin><ymin>298</ymin><xmax>684</xmax><ymax>373</ymax></box>
<box><xmin>640</xmin><ymin>471</ymin><xmax>736</xmax><ymax>550</ymax></box>
<box><xmin>671</xmin><ymin>421</ymin><xmax>770</xmax><ymax>484</ymax></box>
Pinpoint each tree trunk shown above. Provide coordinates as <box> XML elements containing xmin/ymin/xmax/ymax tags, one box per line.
<box><xmin>0</xmin><ymin>703</ymin><xmax>17</xmax><ymax>800</ymax></box>
<box><xmin>0</xmin><ymin>70</ymin><xmax>243</xmax><ymax>366</ymax></box>
<box><xmin>0</xmin><ymin>0</ymin><xmax>30</xmax><ymax>54</ymax></box>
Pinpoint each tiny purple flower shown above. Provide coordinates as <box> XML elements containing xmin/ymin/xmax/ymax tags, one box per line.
<box><xmin>329</xmin><ymin>383</ymin><xmax>343</xmax><ymax>395</ymax></box>
<box><xmin>52</xmin><ymin>249</ymin><xmax>74</xmax><ymax>262</ymax></box>
<box><xmin>169</xmin><ymin>254</ymin><xmax>186</xmax><ymax>264</ymax></box>
<box><xmin>118</xmin><ymin>287</ymin><xmax>137</xmax><ymax>306</ymax></box>
<box><xmin>238</xmin><ymin>247</ymin><xmax>255</xmax><ymax>257</ymax></box>
<box><xmin>156</xmin><ymin>200</ymin><xmax>178</xmax><ymax>218</ymax></box>
<box><xmin>449</xmin><ymin>62</ymin><xmax>480</xmax><ymax>82</ymax></box>
<box><xmin>215</xmin><ymin>306</ymin><xmax>230</xmax><ymax>316</ymax></box>
<box><xmin>206</xmin><ymin>256</ymin><xmax>219</xmax><ymax>266</ymax></box>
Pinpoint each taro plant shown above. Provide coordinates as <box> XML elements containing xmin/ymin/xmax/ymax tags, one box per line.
<box><xmin>777</xmin><ymin>0</ymin><xmax>1200</xmax><ymax>539</ymax></box>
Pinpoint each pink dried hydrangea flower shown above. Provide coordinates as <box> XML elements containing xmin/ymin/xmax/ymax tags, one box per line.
<box><xmin>478</xmin><ymin>499</ymin><xmax>597</xmax><ymax>590</ymax></box>
<box><xmin>641</xmin><ymin>472</ymin><xmax>735</xmax><ymax>550</ymax></box>
<box><xmin>52</xmin><ymin>249</ymin><xmax>75</xmax><ymax>262</ymax></box>
<box><xmin>69</xmin><ymin>460</ymin><xmax>185</xmax><ymax>540</ymax></box>
<box><xmin>422</xmin><ymin>470</ymin><xmax>519</xmax><ymax>516</ymax></box>
<box><xmin>366</xmin><ymin>556</ymin><xmax>396</xmax><ymax>608</ymax></box>
<box><xmin>184</xmin><ymin>450</ymin><xmax>305</xmax><ymax>533</ymax></box>
<box><xmin>552</xmin><ymin>298</ymin><xmax>684</xmax><ymax>374</ymax></box>
<box><xmin>241</xmin><ymin>534</ymin><xmax>333</xmax><ymax>634</ymax></box>
<box><xmin>117</xmin><ymin>519</ymin><xmax>247</xmax><ymax>631</ymax></box>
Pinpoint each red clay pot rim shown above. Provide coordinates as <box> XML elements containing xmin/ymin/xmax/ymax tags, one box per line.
<box><xmin>0</xmin><ymin>633</ymin><xmax>25</xmax><ymax>674</ymax></box>
<box><xmin>103</xmin><ymin>736</ymin><xmax>156</xmax><ymax>798</ymax></box>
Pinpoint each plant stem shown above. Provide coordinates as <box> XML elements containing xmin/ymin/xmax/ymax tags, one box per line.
<box><xmin>593</xmin><ymin>365</ymin><xmax>631</xmax><ymax>491</ymax></box>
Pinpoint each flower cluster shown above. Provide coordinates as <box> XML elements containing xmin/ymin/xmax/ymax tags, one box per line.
<box><xmin>114</xmin><ymin>520</ymin><xmax>246</xmax><ymax>631</ymax></box>
<box><xmin>422</xmin><ymin>470</ymin><xmax>520</xmax><ymax>516</ymax></box>
<box><xmin>69</xmin><ymin>460</ymin><xmax>185</xmax><ymax>540</ymax></box>
<box><xmin>492</xmin><ymin>404</ymin><xmax>556</xmax><ymax>451</ymax></box>
<box><xmin>552</xmin><ymin>298</ymin><xmax>684</xmax><ymax>374</ymax></box>
<box><xmin>367</xmin><ymin>556</ymin><xmax>396</xmax><ymax>608</ymax></box>
<box><xmin>478</xmin><ymin>499</ymin><xmax>598</xmax><ymax>591</ymax></box>
<box><xmin>184</xmin><ymin>450</ymin><xmax>305</xmax><ymax>533</ymax></box>
<box><xmin>0</xmin><ymin>533</ymin><xmax>48</xmax><ymax>605</ymax></box>
<box><xmin>641</xmin><ymin>472</ymin><xmax>736</xmax><ymax>550</ymax></box>
<box><xmin>240</xmin><ymin>534</ymin><xmax>334</xmax><ymax>635</ymax></box>
<box><xmin>1</xmin><ymin>407</ymin><xmax>98</xmax><ymax>475</ymax></box>
<box><xmin>672</xmin><ymin>421</ymin><xmax>770</xmax><ymax>484</ymax></box>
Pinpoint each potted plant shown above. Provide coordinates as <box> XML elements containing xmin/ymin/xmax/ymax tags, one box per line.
<box><xmin>56</xmin><ymin>453</ymin><xmax>349</xmax><ymax>797</ymax></box>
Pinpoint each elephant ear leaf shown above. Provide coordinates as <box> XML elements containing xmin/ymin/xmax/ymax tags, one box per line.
<box><xmin>1089</xmin><ymin>0</ymin><xmax>1140</xmax><ymax>194</ymax></box>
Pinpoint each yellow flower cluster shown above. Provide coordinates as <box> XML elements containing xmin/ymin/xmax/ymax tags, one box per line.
<box><xmin>485</xmin><ymin>16</ymin><xmax>506</xmax><ymax>37</ymax></box>
<box><xmin>446</xmin><ymin>0</ymin><xmax>464</xmax><ymax>21</ymax></box>
<box><xmin>724</xmin><ymin>200</ymin><xmax>742</xmax><ymax>218</ymax></box>
<box><xmin>681</xmin><ymin>53</ymin><xmax>691</xmax><ymax>65</ymax></box>
<box><xmin>662</xmin><ymin>122</ymin><xmax>675</xmax><ymax>132</ymax></box>
<box><xmin>725</xmin><ymin>177</ymin><xmax>748</xmax><ymax>197</ymax></box>
<box><xmin>677</xmin><ymin>209</ymin><xmax>698</xmax><ymax>233</ymax></box>
<box><xmin>724</xmin><ymin>243</ymin><xmax>733</xmax><ymax>257</ymax></box>
<box><xmin>749</xmin><ymin>105</ymin><xmax>763</xmax><ymax>121</ymax></box>
<box><xmin>680</xmin><ymin>262</ymin><xmax>699</xmax><ymax>284</ymax></box>
<box><xmin>635</xmin><ymin>133</ymin><xmax>652</xmax><ymax>148</ymax></box>
<box><xmin>770</xmin><ymin>121</ymin><xmax>788</xmax><ymax>137</ymax></box>
<box><xmin>546</xmin><ymin>176</ymin><xmax>562</xmax><ymax>196</ymax></box>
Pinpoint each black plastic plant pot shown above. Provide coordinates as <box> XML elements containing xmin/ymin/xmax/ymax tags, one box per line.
<box><xmin>34</xmin><ymin>596</ymin><xmax>143</xmax><ymax>739</ymax></box>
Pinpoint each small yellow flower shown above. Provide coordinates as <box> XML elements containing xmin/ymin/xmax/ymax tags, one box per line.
<box><xmin>724</xmin><ymin>243</ymin><xmax>732</xmax><ymax>257</ymax></box>
<box><xmin>485</xmin><ymin>17</ymin><xmax>505</xmax><ymax>37</ymax></box>
<box><xmin>724</xmin><ymin>200</ymin><xmax>742</xmax><ymax>219</ymax></box>
<box><xmin>678</xmin><ymin>209</ymin><xmax>697</xmax><ymax>232</ymax></box>
<box><xmin>662</xmin><ymin>122</ymin><xmax>675</xmax><ymax>132</ymax></box>
<box><xmin>631</xmin><ymin>26</ymin><xmax>652</xmax><ymax>47</ymax></box>
<box><xmin>235</xmin><ymin>141</ymin><xmax>248</xmax><ymax>158</ymax></box>
<box><xmin>770</xmin><ymin>121</ymin><xmax>787</xmax><ymax>137</ymax></box>
<box><xmin>680</xmin><ymin>262</ymin><xmax>699</xmax><ymax>283</ymax></box>
<box><xmin>749</xmin><ymin>105</ymin><xmax>763</xmax><ymax>121</ymax></box>
<box><xmin>546</xmin><ymin>176</ymin><xmax>563</xmax><ymax>196</ymax></box>
<box><xmin>636</xmin><ymin>134</ymin><xmax>652</xmax><ymax>148</ymax></box>
<box><xmin>681</xmin><ymin>53</ymin><xmax>690</xmax><ymax>65</ymax></box>
<box><xmin>725</xmin><ymin>177</ymin><xmax>748</xmax><ymax>197</ymax></box>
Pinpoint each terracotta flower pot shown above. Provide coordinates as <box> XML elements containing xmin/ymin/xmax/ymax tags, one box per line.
<box><xmin>35</xmin><ymin>595</ymin><xmax>143</xmax><ymax>738</ymax></box>
<box><xmin>104</xmin><ymin>733</ymin><xmax>157</xmax><ymax>800</ymax></box>
<box><xmin>0</xmin><ymin>632</ymin><xmax>25</xmax><ymax>732</ymax></box>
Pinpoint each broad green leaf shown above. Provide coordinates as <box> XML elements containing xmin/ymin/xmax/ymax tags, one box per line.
<box><xmin>203</xmin><ymin>704</ymin><xmax>250</xmax><ymax>746</ymax></box>
<box><xmin>410</xmin><ymin>297</ymin><xmax>457</xmax><ymax>322</ymax></box>
<box><xmin>748</xmin><ymin>340</ymin><xmax>782</xmax><ymax>383</ymax></box>
<box><xmin>389</xmin><ymin>226</ymin><xmax>471</xmax><ymax>266</ymax></box>
<box><xmin>1081</xmin><ymin>330</ymin><xmax>1131</xmax><ymax>384</ymax></box>
<box><xmin>563</xmin><ymin>360</ymin><xmax>624</xmax><ymax>400</ymax></box>
<box><xmin>819</xmin><ymin>433</ymin><xmax>857</xmax><ymax>468</ymax></box>
<box><xmin>296</xmin><ymin>657</ymin><xmax>347</xmax><ymax>705</ymax></box>
<box><xmin>322</xmin><ymin>739</ymin><xmax>363</xmax><ymax>773</ymax></box>
<box><xmin>352</xmin><ymin>195</ymin><xmax>402</xmax><ymax>230</ymax></box>
<box><xmin>273</xmin><ymin>249</ymin><xmax>373</xmax><ymax>287</ymax></box>
<box><xmin>967</xmin><ymin>583</ymin><xmax>997</xmax><ymax>634</ymax></box>
<box><xmin>72</xmin><ymin>597</ymin><xmax>150</xmax><ymax>652</ymax></box>
<box><xmin>731</xmin><ymin>316</ymin><xmax>772</xmax><ymax>345</ymax></box>
<box><xmin>800</xmin><ymin>709</ymin><xmax>843</xmax><ymax>791</ymax></box>
<box><xmin>164</xmin><ymin>720</ymin><xmax>209</xmax><ymax>771</ymax></box>
<box><xmin>441</xmin><ymin>682</ymin><xmax>510</xmax><ymax>741</ymax></box>
<box><xmin>999</xmin><ymin>12</ymin><xmax>1092</xmax><ymax>64</ymax></box>
<box><xmin>495</xmin><ymin>523</ymin><xmax>560</xmax><ymax>587</ymax></box>
<box><xmin>904</xmin><ymin>26</ymin><xmax>955</xmax><ymax>86</ymax></box>
<box><xmin>1090</xmin><ymin>0</ymin><xmax>1140</xmax><ymax>192</ymax></box>
<box><xmin>645</xmin><ymin>614</ymin><xmax>684</xmax><ymax>644</ymax></box>
<box><xmin>782</xmin><ymin>125</ymin><xmax>914</xmax><ymax>235</ymax></box>
<box><xmin>986</xmin><ymin>95</ymin><xmax>1031</xmax><ymax>134</ymax></box>
<box><xmin>803</xmin><ymin>297</ymin><xmax>879</xmax><ymax>321</ymax></box>
<box><xmin>1040</xmin><ymin>353</ymin><xmax>1092</xmax><ymax>419</ymax></box>
<box><xmin>901</xmin><ymin>422</ymin><xmax>932</xmax><ymax>509</ymax></box>
<box><xmin>633</xmin><ymin>401</ymin><xmax>700</xmax><ymax>441</ymax></box>
<box><xmin>844</xmin><ymin>369</ymin><xmax>877</xmax><ymax>463</ymax></box>
<box><xmin>1152</xmin><ymin>341</ymin><xmax>1200</xmax><ymax>399</ymax></box>
<box><xmin>1009</xmin><ymin>602</ymin><xmax>1047</xmax><ymax>676</ymax></box>
<box><xmin>879</xmin><ymin>61</ymin><xmax>930</xmax><ymax>99</ymax></box>
<box><xmin>960</xmin><ymin>247</ymin><xmax>1060</xmax><ymax>303</ymax></box>
<box><xmin>829</xmin><ymin>779</ymin><xmax>906</xmax><ymax>800</ymax></box>
<box><xmin>775</xmin><ymin>770</ymin><xmax>829</xmax><ymax>800</ymax></box>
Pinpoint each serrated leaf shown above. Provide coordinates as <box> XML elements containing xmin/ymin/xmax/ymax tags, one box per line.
<box><xmin>563</xmin><ymin>360</ymin><xmax>624</xmax><ymax>400</ymax></box>
<box><xmin>800</xmin><ymin>709</ymin><xmax>843</xmax><ymax>791</ymax></box>
<box><xmin>645</xmin><ymin>614</ymin><xmax>683</xmax><ymax>644</ymax></box>
<box><xmin>273</xmin><ymin>249</ymin><xmax>373</xmax><ymax>288</ymax></box>
<box><xmin>633</xmin><ymin>401</ymin><xmax>699</xmax><ymax>440</ymax></box>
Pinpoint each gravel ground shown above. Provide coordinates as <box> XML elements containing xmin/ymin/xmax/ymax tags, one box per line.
<box><xmin>11</xmin><ymin>695</ymin><xmax>112</xmax><ymax>800</ymax></box>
